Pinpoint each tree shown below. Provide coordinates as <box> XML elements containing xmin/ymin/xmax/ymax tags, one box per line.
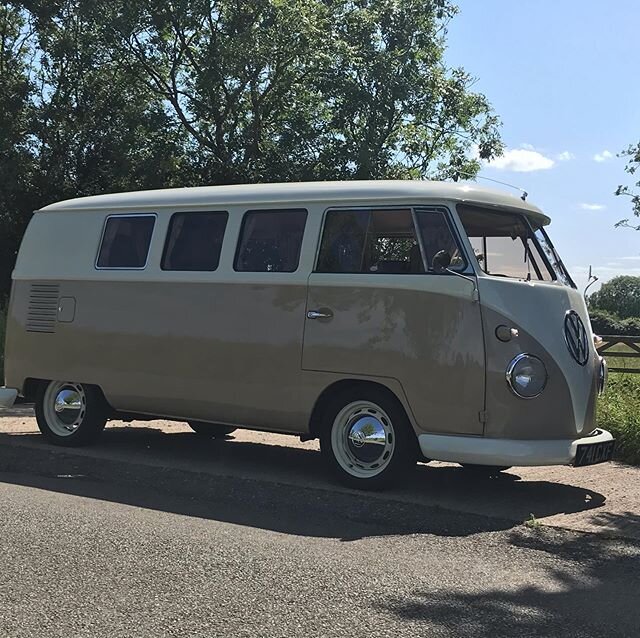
<box><xmin>108</xmin><ymin>0</ymin><xmax>503</xmax><ymax>184</ymax></box>
<box><xmin>588</xmin><ymin>276</ymin><xmax>640</xmax><ymax>320</ymax></box>
<box><xmin>27</xmin><ymin>0</ymin><xmax>197</xmax><ymax>204</ymax></box>
<box><xmin>615</xmin><ymin>142</ymin><xmax>640</xmax><ymax>230</ymax></box>
<box><xmin>0</xmin><ymin>1</ymin><xmax>198</xmax><ymax>296</ymax></box>
<box><xmin>0</xmin><ymin>4</ymin><xmax>37</xmax><ymax>298</ymax></box>
<box><xmin>0</xmin><ymin>0</ymin><xmax>504</xmax><ymax>297</ymax></box>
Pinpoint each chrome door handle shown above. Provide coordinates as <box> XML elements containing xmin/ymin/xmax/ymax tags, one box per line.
<box><xmin>307</xmin><ymin>310</ymin><xmax>333</xmax><ymax>320</ymax></box>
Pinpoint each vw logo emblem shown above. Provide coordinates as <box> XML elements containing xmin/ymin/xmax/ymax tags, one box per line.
<box><xmin>350</xmin><ymin>429</ymin><xmax>366</xmax><ymax>448</ymax></box>
<box><xmin>564</xmin><ymin>310</ymin><xmax>589</xmax><ymax>366</ymax></box>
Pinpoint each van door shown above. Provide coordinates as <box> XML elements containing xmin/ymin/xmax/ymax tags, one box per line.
<box><xmin>302</xmin><ymin>206</ymin><xmax>485</xmax><ymax>436</ymax></box>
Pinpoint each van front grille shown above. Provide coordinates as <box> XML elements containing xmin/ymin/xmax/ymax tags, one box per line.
<box><xmin>26</xmin><ymin>283</ymin><xmax>60</xmax><ymax>333</ymax></box>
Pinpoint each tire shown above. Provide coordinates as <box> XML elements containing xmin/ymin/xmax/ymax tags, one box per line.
<box><xmin>188</xmin><ymin>421</ymin><xmax>236</xmax><ymax>438</ymax></box>
<box><xmin>461</xmin><ymin>464</ymin><xmax>511</xmax><ymax>476</ymax></box>
<box><xmin>35</xmin><ymin>380</ymin><xmax>108</xmax><ymax>447</ymax></box>
<box><xmin>319</xmin><ymin>386</ymin><xmax>417</xmax><ymax>490</ymax></box>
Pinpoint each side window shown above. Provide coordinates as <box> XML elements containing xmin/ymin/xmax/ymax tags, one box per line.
<box><xmin>414</xmin><ymin>208</ymin><xmax>466</xmax><ymax>272</ymax></box>
<box><xmin>162</xmin><ymin>212</ymin><xmax>228</xmax><ymax>271</ymax></box>
<box><xmin>317</xmin><ymin>208</ymin><xmax>436</xmax><ymax>274</ymax></box>
<box><xmin>96</xmin><ymin>215</ymin><xmax>155</xmax><ymax>269</ymax></box>
<box><xmin>234</xmin><ymin>209</ymin><xmax>307</xmax><ymax>272</ymax></box>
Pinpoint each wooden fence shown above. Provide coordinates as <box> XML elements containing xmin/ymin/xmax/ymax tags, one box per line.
<box><xmin>596</xmin><ymin>335</ymin><xmax>640</xmax><ymax>374</ymax></box>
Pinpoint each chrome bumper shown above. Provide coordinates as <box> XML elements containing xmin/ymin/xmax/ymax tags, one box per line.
<box><xmin>418</xmin><ymin>428</ymin><xmax>614</xmax><ymax>467</ymax></box>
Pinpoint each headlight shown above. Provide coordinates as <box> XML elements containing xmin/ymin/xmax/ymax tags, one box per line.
<box><xmin>506</xmin><ymin>354</ymin><xmax>547</xmax><ymax>399</ymax></box>
<box><xmin>598</xmin><ymin>356</ymin><xmax>608</xmax><ymax>396</ymax></box>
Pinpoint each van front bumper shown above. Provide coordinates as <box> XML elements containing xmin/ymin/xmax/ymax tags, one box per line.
<box><xmin>418</xmin><ymin>428</ymin><xmax>614</xmax><ymax>467</ymax></box>
<box><xmin>0</xmin><ymin>388</ymin><xmax>18</xmax><ymax>408</ymax></box>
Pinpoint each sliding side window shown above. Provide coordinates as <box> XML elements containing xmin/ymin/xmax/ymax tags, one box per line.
<box><xmin>162</xmin><ymin>212</ymin><xmax>228</xmax><ymax>271</ymax></box>
<box><xmin>234</xmin><ymin>209</ymin><xmax>307</xmax><ymax>272</ymax></box>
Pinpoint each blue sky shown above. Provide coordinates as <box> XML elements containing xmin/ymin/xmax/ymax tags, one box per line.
<box><xmin>445</xmin><ymin>1</ymin><xmax>639</xmax><ymax>291</ymax></box>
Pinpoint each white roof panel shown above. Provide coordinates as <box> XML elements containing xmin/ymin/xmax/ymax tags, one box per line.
<box><xmin>39</xmin><ymin>180</ymin><xmax>550</xmax><ymax>224</ymax></box>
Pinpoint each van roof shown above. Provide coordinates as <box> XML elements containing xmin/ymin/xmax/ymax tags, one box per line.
<box><xmin>39</xmin><ymin>180</ymin><xmax>550</xmax><ymax>225</ymax></box>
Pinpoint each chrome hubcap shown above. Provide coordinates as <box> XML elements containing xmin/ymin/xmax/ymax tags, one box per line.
<box><xmin>43</xmin><ymin>382</ymin><xmax>87</xmax><ymax>436</ymax></box>
<box><xmin>332</xmin><ymin>401</ymin><xmax>395</xmax><ymax>478</ymax></box>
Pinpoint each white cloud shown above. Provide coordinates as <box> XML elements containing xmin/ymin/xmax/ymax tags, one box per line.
<box><xmin>593</xmin><ymin>150</ymin><xmax>614</xmax><ymax>162</ymax></box>
<box><xmin>486</xmin><ymin>146</ymin><xmax>555</xmax><ymax>172</ymax></box>
<box><xmin>579</xmin><ymin>203</ymin><xmax>606</xmax><ymax>211</ymax></box>
<box><xmin>521</xmin><ymin>143</ymin><xmax>535</xmax><ymax>151</ymax></box>
<box><xmin>620</xmin><ymin>255</ymin><xmax>640</xmax><ymax>261</ymax></box>
<box><xmin>557</xmin><ymin>151</ymin><xmax>575</xmax><ymax>161</ymax></box>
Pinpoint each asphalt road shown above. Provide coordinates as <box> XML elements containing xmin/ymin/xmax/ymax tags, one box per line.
<box><xmin>1</xmin><ymin>427</ymin><xmax>639</xmax><ymax>637</ymax></box>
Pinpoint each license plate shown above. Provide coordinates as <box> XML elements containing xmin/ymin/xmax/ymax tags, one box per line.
<box><xmin>574</xmin><ymin>439</ymin><xmax>615</xmax><ymax>467</ymax></box>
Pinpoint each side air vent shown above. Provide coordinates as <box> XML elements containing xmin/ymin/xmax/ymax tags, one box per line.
<box><xmin>26</xmin><ymin>283</ymin><xmax>60</xmax><ymax>333</ymax></box>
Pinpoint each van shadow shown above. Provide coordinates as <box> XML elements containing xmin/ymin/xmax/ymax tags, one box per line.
<box><xmin>0</xmin><ymin>424</ymin><xmax>608</xmax><ymax>541</ymax></box>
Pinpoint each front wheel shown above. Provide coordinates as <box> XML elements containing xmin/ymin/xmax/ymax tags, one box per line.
<box><xmin>35</xmin><ymin>380</ymin><xmax>108</xmax><ymax>447</ymax></box>
<box><xmin>188</xmin><ymin>421</ymin><xmax>236</xmax><ymax>438</ymax></box>
<box><xmin>320</xmin><ymin>388</ymin><xmax>417</xmax><ymax>490</ymax></box>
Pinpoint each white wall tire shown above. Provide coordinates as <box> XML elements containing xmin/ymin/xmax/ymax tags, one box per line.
<box><xmin>320</xmin><ymin>387</ymin><xmax>417</xmax><ymax>490</ymax></box>
<box><xmin>35</xmin><ymin>381</ymin><xmax>107</xmax><ymax>446</ymax></box>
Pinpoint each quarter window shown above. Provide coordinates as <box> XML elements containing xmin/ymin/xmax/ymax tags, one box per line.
<box><xmin>96</xmin><ymin>215</ymin><xmax>155</xmax><ymax>269</ymax></box>
<box><xmin>415</xmin><ymin>208</ymin><xmax>467</xmax><ymax>272</ymax></box>
<box><xmin>234</xmin><ymin>209</ymin><xmax>307</xmax><ymax>272</ymax></box>
<box><xmin>162</xmin><ymin>212</ymin><xmax>228</xmax><ymax>271</ymax></box>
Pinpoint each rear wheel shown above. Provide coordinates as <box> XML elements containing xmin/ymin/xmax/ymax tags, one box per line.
<box><xmin>188</xmin><ymin>421</ymin><xmax>236</xmax><ymax>437</ymax></box>
<box><xmin>319</xmin><ymin>387</ymin><xmax>417</xmax><ymax>490</ymax></box>
<box><xmin>35</xmin><ymin>380</ymin><xmax>108</xmax><ymax>447</ymax></box>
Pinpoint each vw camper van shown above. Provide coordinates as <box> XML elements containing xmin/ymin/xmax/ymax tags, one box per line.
<box><xmin>0</xmin><ymin>181</ymin><xmax>613</xmax><ymax>489</ymax></box>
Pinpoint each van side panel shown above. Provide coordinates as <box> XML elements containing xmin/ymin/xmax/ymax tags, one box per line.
<box><xmin>303</xmin><ymin>273</ymin><xmax>486</xmax><ymax>436</ymax></box>
<box><xmin>8</xmin><ymin>277</ymin><xmax>309</xmax><ymax>428</ymax></box>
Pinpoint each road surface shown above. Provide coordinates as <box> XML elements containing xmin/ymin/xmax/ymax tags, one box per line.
<box><xmin>1</xmin><ymin>414</ymin><xmax>639</xmax><ymax>637</ymax></box>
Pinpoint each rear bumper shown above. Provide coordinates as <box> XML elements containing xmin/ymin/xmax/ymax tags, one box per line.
<box><xmin>0</xmin><ymin>388</ymin><xmax>18</xmax><ymax>408</ymax></box>
<box><xmin>418</xmin><ymin>428</ymin><xmax>614</xmax><ymax>467</ymax></box>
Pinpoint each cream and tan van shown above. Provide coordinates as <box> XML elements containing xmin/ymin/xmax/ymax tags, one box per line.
<box><xmin>0</xmin><ymin>181</ymin><xmax>613</xmax><ymax>489</ymax></box>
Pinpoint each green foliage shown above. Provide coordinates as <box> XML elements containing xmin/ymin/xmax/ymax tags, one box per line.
<box><xmin>108</xmin><ymin>0</ymin><xmax>502</xmax><ymax>183</ymax></box>
<box><xmin>0</xmin><ymin>0</ymin><xmax>503</xmax><ymax>297</ymax></box>
<box><xmin>597</xmin><ymin>373</ymin><xmax>640</xmax><ymax>465</ymax></box>
<box><xmin>615</xmin><ymin>142</ymin><xmax>640</xmax><ymax>229</ymax></box>
<box><xmin>588</xmin><ymin>276</ymin><xmax>640</xmax><ymax>321</ymax></box>
<box><xmin>589</xmin><ymin>309</ymin><xmax>640</xmax><ymax>337</ymax></box>
<box><xmin>0</xmin><ymin>4</ymin><xmax>38</xmax><ymax>298</ymax></box>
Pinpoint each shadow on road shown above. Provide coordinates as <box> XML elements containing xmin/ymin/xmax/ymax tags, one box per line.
<box><xmin>385</xmin><ymin>524</ymin><xmax>640</xmax><ymax>637</ymax></box>
<box><xmin>0</xmin><ymin>423</ymin><xmax>610</xmax><ymax>542</ymax></box>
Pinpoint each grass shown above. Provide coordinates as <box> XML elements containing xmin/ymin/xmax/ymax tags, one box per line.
<box><xmin>597</xmin><ymin>372</ymin><xmax>640</xmax><ymax>465</ymax></box>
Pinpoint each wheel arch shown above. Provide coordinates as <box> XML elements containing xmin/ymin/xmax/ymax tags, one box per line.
<box><xmin>307</xmin><ymin>378</ymin><xmax>417</xmax><ymax>440</ymax></box>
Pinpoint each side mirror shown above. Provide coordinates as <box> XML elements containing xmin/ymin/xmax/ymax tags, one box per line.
<box><xmin>432</xmin><ymin>250</ymin><xmax>451</xmax><ymax>273</ymax></box>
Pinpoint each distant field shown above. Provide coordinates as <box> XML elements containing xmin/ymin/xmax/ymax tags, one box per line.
<box><xmin>597</xmin><ymin>339</ymin><xmax>640</xmax><ymax>373</ymax></box>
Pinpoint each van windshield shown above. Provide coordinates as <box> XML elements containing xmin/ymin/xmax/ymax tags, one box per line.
<box><xmin>457</xmin><ymin>204</ymin><xmax>573</xmax><ymax>286</ymax></box>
